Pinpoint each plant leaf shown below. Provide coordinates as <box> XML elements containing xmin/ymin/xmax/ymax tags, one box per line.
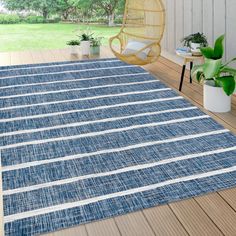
<box><xmin>216</xmin><ymin>76</ymin><xmax>236</xmax><ymax>96</ymax></box>
<box><xmin>213</xmin><ymin>35</ymin><xmax>225</xmax><ymax>59</ymax></box>
<box><xmin>221</xmin><ymin>66</ymin><xmax>236</xmax><ymax>75</ymax></box>
<box><xmin>203</xmin><ymin>58</ymin><xmax>222</xmax><ymax>79</ymax></box>
<box><xmin>222</xmin><ymin>57</ymin><xmax>236</xmax><ymax>68</ymax></box>
<box><xmin>196</xmin><ymin>71</ymin><xmax>204</xmax><ymax>83</ymax></box>
<box><xmin>191</xmin><ymin>65</ymin><xmax>204</xmax><ymax>82</ymax></box>
<box><xmin>200</xmin><ymin>47</ymin><xmax>214</xmax><ymax>59</ymax></box>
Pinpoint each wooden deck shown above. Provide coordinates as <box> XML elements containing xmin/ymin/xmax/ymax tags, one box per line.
<box><xmin>0</xmin><ymin>47</ymin><xmax>236</xmax><ymax>236</ymax></box>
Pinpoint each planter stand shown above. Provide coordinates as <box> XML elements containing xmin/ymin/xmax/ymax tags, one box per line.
<box><xmin>176</xmin><ymin>53</ymin><xmax>204</xmax><ymax>91</ymax></box>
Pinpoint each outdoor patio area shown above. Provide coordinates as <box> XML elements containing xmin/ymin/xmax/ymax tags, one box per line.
<box><xmin>0</xmin><ymin>47</ymin><xmax>236</xmax><ymax>236</ymax></box>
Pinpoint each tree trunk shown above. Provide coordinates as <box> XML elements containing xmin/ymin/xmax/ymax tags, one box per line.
<box><xmin>42</xmin><ymin>9</ymin><xmax>48</xmax><ymax>20</ymax></box>
<box><xmin>108</xmin><ymin>12</ymin><xmax>115</xmax><ymax>26</ymax></box>
<box><xmin>62</xmin><ymin>11</ymin><xmax>69</xmax><ymax>20</ymax></box>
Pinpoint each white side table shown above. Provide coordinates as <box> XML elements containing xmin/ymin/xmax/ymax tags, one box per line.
<box><xmin>176</xmin><ymin>53</ymin><xmax>204</xmax><ymax>91</ymax></box>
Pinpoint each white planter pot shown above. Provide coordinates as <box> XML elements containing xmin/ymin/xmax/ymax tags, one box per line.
<box><xmin>69</xmin><ymin>46</ymin><xmax>79</xmax><ymax>55</ymax></box>
<box><xmin>81</xmin><ymin>41</ymin><xmax>90</xmax><ymax>56</ymax></box>
<box><xmin>90</xmin><ymin>46</ymin><xmax>100</xmax><ymax>55</ymax></box>
<box><xmin>204</xmin><ymin>82</ymin><xmax>231</xmax><ymax>113</ymax></box>
<box><xmin>191</xmin><ymin>43</ymin><xmax>202</xmax><ymax>56</ymax></box>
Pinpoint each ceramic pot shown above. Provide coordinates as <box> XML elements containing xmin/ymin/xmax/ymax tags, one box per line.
<box><xmin>90</xmin><ymin>46</ymin><xmax>100</xmax><ymax>55</ymax></box>
<box><xmin>69</xmin><ymin>45</ymin><xmax>79</xmax><ymax>55</ymax></box>
<box><xmin>191</xmin><ymin>42</ymin><xmax>202</xmax><ymax>56</ymax></box>
<box><xmin>81</xmin><ymin>41</ymin><xmax>90</xmax><ymax>56</ymax></box>
<box><xmin>204</xmin><ymin>81</ymin><xmax>231</xmax><ymax>113</ymax></box>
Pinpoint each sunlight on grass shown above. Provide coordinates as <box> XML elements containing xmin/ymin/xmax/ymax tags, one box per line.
<box><xmin>0</xmin><ymin>23</ymin><xmax>120</xmax><ymax>52</ymax></box>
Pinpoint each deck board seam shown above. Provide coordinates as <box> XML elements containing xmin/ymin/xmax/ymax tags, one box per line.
<box><xmin>193</xmin><ymin>198</ymin><xmax>226</xmax><ymax>236</ymax></box>
<box><xmin>217</xmin><ymin>192</ymin><xmax>236</xmax><ymax>213</ymax></box>
<box><xmin>112</xmin><ymin>218</ymin><xmax>123</xmax><ymax>236</ymax></box>
<box><xmin>141</xmin><ymin>210</ymin><xmax>158</xmax><ymax>236</ymax></box>
<box><xmin>167</xmin><ymin>204</ymin><xmax>191</xmax><ymax>236</ymax></box>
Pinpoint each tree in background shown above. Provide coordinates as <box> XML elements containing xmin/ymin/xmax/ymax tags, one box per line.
<box><xmin>3</xmin><ymin>0</ymin><xmax>58</xmax><ymax>19</ymax></box>
<box><xmin>94</xmin><ymin>0</ymin><xmax>119</xmax><ymax>26</ymax></box>
<box><xmin>2</xmin><ymin>0</ymin><xmax>125</xmax><ymax>24</ymax></box>
<box><xmin>71</xmin><ymin>0</ymin><xmax>93</xmax><ymax>23</ymax></box>
<box><xmin>56</xmin><ymin>0</ymin><xmax>76</xmax><ymax>20</ymax></box>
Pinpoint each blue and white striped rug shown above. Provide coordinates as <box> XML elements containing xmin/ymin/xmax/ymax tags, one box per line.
<box><xmin>1</xmin><ymin>58</ymin><xmax>236</xmax><ymax>235</ymax></box>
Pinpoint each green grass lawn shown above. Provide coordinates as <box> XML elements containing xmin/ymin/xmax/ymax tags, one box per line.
<box><xmin>0</xmin><ymin>23</ymin><xmax>120</xmax><ymax>52</ymax></box>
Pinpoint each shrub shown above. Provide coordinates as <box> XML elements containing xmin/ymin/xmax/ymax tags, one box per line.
<box><xmin>25</xmin><ymin>15</ymin><xmax>45</xmax><ymax>24</ymax></box>
<box><xmin>114</xmin><ymin>18</ymin><xmax>123</xmax><ymax>24</ymax></box>
<box><xmin>67</xmin><ymin>40</ymin><xmax>80</xmax><ymax>46</ymax></box>
<box><xmin>0</xmin><ymin>14</ymin><xmax>21</xmax><ymax>24</ymax></box>
<box><xmin>47</xmin><ymin>17</ymin><xmax>61</xmax><ymax>23</ymax></box>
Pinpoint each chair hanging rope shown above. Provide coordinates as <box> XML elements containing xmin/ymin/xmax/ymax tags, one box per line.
<box><xmin>109</xmin><ymin>0</ymin><xmax>165</xmax><ymax>65</ymax></box>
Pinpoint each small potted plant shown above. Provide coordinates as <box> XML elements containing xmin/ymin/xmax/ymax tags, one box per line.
<box><xmin>90</xmin><ymin>37</ymin><xmax>103</xmax><ymax>55</ymax></box>
<box><xmin>182</xmin><ymin>32</ymin><xmax>208</xmax><ymax>56</ymax></box>
<box><xmin>79</xmin><ymin>32</ymin><xmax>93</xmax><ymax>56</ymax></box>
<box><xmin>192</xmin><ymin>35</ymin><xmax>236</xmax><ymax>113</ymax></box>
<box><xmin>67</xmin><ymin>40</ymin><xmax>80</xmax><ymax>55</ymax></box>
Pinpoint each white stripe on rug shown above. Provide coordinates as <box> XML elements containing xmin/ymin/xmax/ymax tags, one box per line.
<box><xmin>2</xmin><ymin>129</ymin><xmax>228</xmax><ymax>172</ymax></box>
<box><xmin>0</xmin><ymin>97</ymin><xmax>184</xmax><ymax>123</ymax></box>
<box><xmin>0</xmin><ymin>80</ymin><xmax>158</xmax><ymax>99</ymax></box>
<box><xmin>0</xmin><ymin>115</ymin><xmax>209</xmax><ymax>150</ymax></box>
<box><xmin>0</xmin><ymin>107</ymin><xmax>198</xmax><ymax>137</ymax></box>
<box><xmin>4</xmin><ymin>164</ymin><xmax>236</xmax><ymax>223</ymax></box>
<box><xmin>0</xmin><ymin>72</ymin><xmax>149</xmax><ymax>90</ymax></box>
<box><xmin>4</xmin><ymin>146</ymin><xmax>236</xmax><ymax>196</ymax></box>
<box><xmin>0</xmin><ymin>88</ymin><xmax>172</xmax><ymax>111</ymax></box>
<box><xmin>0</xmin><ymin>59</ymin><xmax>120</xmax><ymax>72</ymax></box>
<box><xmin>0</xmin><ymin>65</ymin><xmax>136</xmax><ymax>80</ymax></box>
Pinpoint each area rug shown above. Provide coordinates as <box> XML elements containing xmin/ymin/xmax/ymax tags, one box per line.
<box><xmin>1</xmin><ymin>58</ymin><xmax>236</xmax><ymax>235</ymax></box>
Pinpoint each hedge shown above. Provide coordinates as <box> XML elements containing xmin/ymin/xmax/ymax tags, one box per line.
<box><xmin>0</xmin><ymin>14</ymin><xmax>21</xmax><ymax>24</ymax></box>
<box><xmin>0</xmin><ymin>14</ymin><xmax>61</xmax><ymax>24</ymax></box>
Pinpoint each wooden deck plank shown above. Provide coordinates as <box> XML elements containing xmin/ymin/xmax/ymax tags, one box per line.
<box><xmin>45</xmin><ymin>225</ymin><xmax>87</xmax><ymax>236</ymax></box>
<box><xmin>0</xmin><ymin>52</ymin><xmax>11</xmax><ymax>66</ymax></box>
<box><xmin>169</xmin><ymin>199</ymin><xmax>223</xmax><ymax>236</ymax></box>
<box><xmin>114</xmin><ymin>211</ymin><xmax>155</xmax><ymax>236</ymax></box>
<box><xmin>51</xmin><ymin>49</ymin><xmax>69</xmax><ymax>62</ymax></box>
<box><xmin>18</xmin><ymin>51</ymin><xmax>34</xmax><ymax>65</ymax></box>
<box><xmin>196</xmin><ymin>193</ymin><xmax>236</xmax><ymax>235</ymax></box>
<box><xmin>219</xmin><ymin>188</ymin><xmax>236</xmax><ymax>211</ymax></box>
<box><xmin>30</xmin><ymin>50</ymin><xmax>45</xmax><ymax>64</ymax></box>
<box><xmin>143</xmin><ymin>205</ymin><xmax>189</xmax><ymax>236</ymax></box>
<box><xmin>85</xmin><ymin>218</ymin><xmax>121</xmax><ymax>236</ymax></box>
<box><xmin>10</xmin><ymin>52</ymin><xmax>23</xmax><ymax>65</ymax></box>
<box><xmin>40</xmin><ymin>49</ymin><xmax>58</xmax><ymax>63</ymax></box>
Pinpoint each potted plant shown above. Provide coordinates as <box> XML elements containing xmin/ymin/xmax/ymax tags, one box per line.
<box><xmin>79</xmin><ymin>33</ymin><xmax>93</xmax><ymax>56</ymax></box>
<box><xmin>192</xmin><ymin>35</ymin><xmax>236</xmax><ymax>113</ymax></box>
<box><xmin>90</xmin><ymin>37</ymin><xmax>103</xmax><ymax>55</ymax></box>
<box><xmin>67</xmin><ymin>40</ymin><xmax>80</xmax><ymax>55</ymax></box>
<box><xmin>182</xmin><ymin>33</ymin><xmax>208</xmax><ymax>56</ymax></box>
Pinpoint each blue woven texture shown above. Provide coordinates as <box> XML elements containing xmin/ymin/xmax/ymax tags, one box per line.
<box><xmin>1</xmin><ymin>58</ymin><xmax>236</xmax><ymax>235</ymax></box>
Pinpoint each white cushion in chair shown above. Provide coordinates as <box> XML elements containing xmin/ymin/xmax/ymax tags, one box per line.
<box><xmin>122</xmin><ymin>40</ymin><xmax>151</xmax><ymax>60</ymax></box>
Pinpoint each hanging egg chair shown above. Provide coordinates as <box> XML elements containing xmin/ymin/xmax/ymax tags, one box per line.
<box><xmin>109</xmin><ymin>0</ymin><xmax>165</xmax><ymax>65</ymax></box>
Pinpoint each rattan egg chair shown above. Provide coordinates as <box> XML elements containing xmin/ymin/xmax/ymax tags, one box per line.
<box><xmin>109</xmin><ymin>0</ymin><xmax>165</xmax><ymax>65</ymax></box>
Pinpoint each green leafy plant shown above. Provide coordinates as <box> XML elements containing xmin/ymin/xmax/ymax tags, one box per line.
<box><xmin>79</xmin><ymin>33</ymin><xmax>94</xmax><ymax>41</ymax></box>
<box><xmin>181</xmin><ymin>32</ymin><xmax>208</xmax><ymax>48</ymax></box>
<box><xmin>192</xmin><ymin>35</ymin><xmax>236</xmax><ymax>96</ymax></box>
<box><xmin>90</xmin><ymin>37</ymin><xmax>103</xmax><ymax>47</ymax></box>
<box><xmin>67</xmin><ymin>40</ymin><xmax>80</xmax><ymax>46</ymax></box>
